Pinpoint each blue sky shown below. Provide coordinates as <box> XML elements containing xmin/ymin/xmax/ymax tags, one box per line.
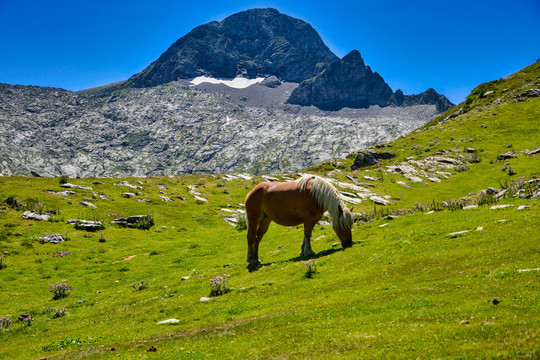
<box><xmin>1</xmin><ymin>0</ymin><xmax>539</xmax><ymax>104</ymax></box>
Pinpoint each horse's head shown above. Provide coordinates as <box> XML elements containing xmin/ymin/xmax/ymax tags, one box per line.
<box><xmin>334</xmin><ymin>204</ymin><xmax>353</xmax><ymax>248</ymax></box>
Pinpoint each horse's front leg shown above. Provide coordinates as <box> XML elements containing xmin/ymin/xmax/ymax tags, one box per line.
<box><xmin>300</xmin><ymin>223</ymin><xmax>316</xmax><ymax>258</ymax></box>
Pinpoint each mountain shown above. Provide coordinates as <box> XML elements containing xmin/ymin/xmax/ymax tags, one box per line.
<box><xmin>0</xmin><ymin>8</ymin><xmax>456</xmax><ymax>177</ymax></box>
<box><xmin>125</xmin><ymin>8</ymin><xmax>452</xmax><ymax>112</ymax></box>
<box><xmin>126</xmin><ymin>8</ymin><xmax>339</xmax><ymax>87</ymax></box>
<box><xmin>287</xmin><ymin>49</ymin><xmax>453</xmax><ymax>111</ymax></box>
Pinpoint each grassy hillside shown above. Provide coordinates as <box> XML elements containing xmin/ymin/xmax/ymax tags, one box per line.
<box><xmin>0</xmin><ymin>61</ymin><xmax>538</xmax><ymax>359</ymax></box>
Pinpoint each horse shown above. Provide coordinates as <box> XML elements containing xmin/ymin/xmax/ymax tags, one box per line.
<box><xmin>245</xmin><ymin>174</ymin><xmax>354</xmax><ymax>267</ymax></box>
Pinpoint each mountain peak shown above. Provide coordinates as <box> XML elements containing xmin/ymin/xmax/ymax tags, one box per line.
<box><xmin>126</xmin><ymin>8</ymin><xmax>338</xmax><ymax>87</ymax></box>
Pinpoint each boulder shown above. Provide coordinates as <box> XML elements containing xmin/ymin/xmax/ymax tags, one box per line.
<box><xmin>3</xmin><ymin>197</ymin><xmax>24</xmax><ymax>210</ymax></box>
<box><xmin>37</xmin><ymin>233</ymin><xmax>65</xmax><ymax>244</ymax></box>
<box><xmin>80</xmin><ymin>201</ymin><xmax>97</xmax><ymax>208</ymax></box>
<box><xmin>60</xmin><ymin>183</ymin><xmax>93</xmax><ymax>190</ymax></box>
<box><xmin>350</xmin><ymin>150</ymin><xmax>395</xmax><ymax>170</ymax></box>
<box><xmin>22</xmin><ymin>211</ymin><xmax>50</xmax><ymax>221</ymax></box>
<box><xmin>370</xmin><ymin>196</ymin><xmax>391</xmax><ymax>206</ymax></box>
<box><xmin>112</xmin><ymin>215</ymin><xmax>152</xmax><ymax>228</ymax></box>
<box><xmin>260</xmin><ymin>76</ymin><xmax>281</xmax><ymax>88</ymax></box>
<box><xmin>497</xmin><ymin>152</ymin><xmax>516</xmax><ymax>160</ymax></box>
<box><xmin>67</xmin><ymin>219</ymin><xmax>104</xmax><ymax>231</ymax></box>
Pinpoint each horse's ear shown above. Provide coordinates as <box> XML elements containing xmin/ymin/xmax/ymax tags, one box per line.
<box><xmin>338</xmin><ymin>204</ymin><xmax>343</xmax><ymax>216</ymax></box>
<box><xmin>349</xmin><ymin>206</ymin><xmax>354</xmax><ymax>212</ymax></box>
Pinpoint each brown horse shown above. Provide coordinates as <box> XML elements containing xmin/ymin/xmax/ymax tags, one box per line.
<box><xmin>245</xmin><ymin>174</ymin><xmax>354</xmax><ymax>266</ymax></box>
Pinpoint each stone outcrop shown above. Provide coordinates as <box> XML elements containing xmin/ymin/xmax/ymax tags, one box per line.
<box><xmin>350</xmin><ymin>150</ymin><xmax>395</xmax><ymax>169</ymax></box>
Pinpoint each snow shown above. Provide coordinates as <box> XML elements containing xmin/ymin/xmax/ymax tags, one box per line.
<box><xmin>189</xmin><ymin>76</ymin><xmax>265</xmax><ymax>89</ymax></box>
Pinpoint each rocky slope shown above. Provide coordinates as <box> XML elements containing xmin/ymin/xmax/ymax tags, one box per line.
<box><xmin>0</xmin><ymin>81</ymin><xmax>439</xmax><ymax>177</ymax></box>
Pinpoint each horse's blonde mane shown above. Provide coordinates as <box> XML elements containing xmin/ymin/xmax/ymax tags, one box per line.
<box><xmin>296</xmin><ymin>175</ymin><xmax>353</xmax><ymax>231</ymax></box>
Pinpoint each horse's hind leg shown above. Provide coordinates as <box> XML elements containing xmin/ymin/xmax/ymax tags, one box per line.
<box><xmin>246</xmin><ymin>216</ymin><xmax>260</xmax><ymax>266</ymax></box>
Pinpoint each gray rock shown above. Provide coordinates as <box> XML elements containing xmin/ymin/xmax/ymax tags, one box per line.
<box><xmin>497</xmin><ymin>152</ymin><xmax>517</xmax><ymax>160</ymax></box>
<box><xmin>38</xmin><ymin>233</ymin><xmax>65</xmax><ymax>244</ymax></box>
<box><xmin>350</xmin><ymin>150</ymin><xmax>395</xmax><ymax>170</ymax></box>
<box><xmin>370</xmin><ymin>196</ymin><xmax>391</xmax><ymax>206</ymax></box>
<box><xmin>60</xmin><ymin>183</ymin><xmax>93</xmax><ymax>190</ymax></box>
<box><xmin>121</xmin><ymin>192</ymin><xmax>137</xmax><ymax>198</ymax></box>
<box><xmin>22</xmin><ymin>211</ymin><xmax>50</xmax><ymax>221</ymax></box>
<box><xmin>490</xmin><ymin>204</ymin><xmax>514</xmax><ymax>210</ymax></box>
<box><xmin>157</xmin><ymin>319</ymin><xmax>180</xmax><ymax>325</ymax></box>
<box><xmin>449</xmin><ymin>230</ymin><xmax>470</xmax><ymax>237</ymax></box>
<box><xmin>80</xmin><ymin>201</ymin><xmax>96</xmax><ymax>208</ymax></box>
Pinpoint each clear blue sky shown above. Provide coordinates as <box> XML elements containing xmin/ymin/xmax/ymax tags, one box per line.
<box><xmin>1</xmin><ymin>0</ymin><xmax>539</xmax><ymax>104</ymax></box>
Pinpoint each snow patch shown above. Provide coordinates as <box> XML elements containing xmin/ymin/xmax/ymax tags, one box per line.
<box><xmin>189</xmin><ymin>76</ymin><xmax>265</xmax><ymax>89</ymax></box>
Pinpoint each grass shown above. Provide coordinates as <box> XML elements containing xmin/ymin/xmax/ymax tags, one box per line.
<box><xmin>0</xmin><ymin>62</ymin><xmax>538</xmax><ymax>359</ymax></box>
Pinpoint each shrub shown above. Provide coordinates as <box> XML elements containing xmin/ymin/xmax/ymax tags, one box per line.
<box><xmin>24</xmin><ymin>198</ymin><xmax>44</xmax><ymax>214</ymax></box>
<box><xmin>235</xmin><ymin>215</ymin><xmax>247</xmax><ymax>231</ymax></box>
<box><xmin>132</xmin><ymin>216</ymin><xmax>154</xmax><ymax>230</ymax></box>
<box><xmin>49</xmin><ymin>283</ymin><xmax>73</xmax><ymax>300</ymax></box>
<box><xmin>59</xmin><ymin>175</ymin><xmax>68</xmax><ymax>184</ymax></box>
<box><xmin>210</xmin><ymin>274</ymin><xmax>230</xmax><ymax>296</ymax></box>
<box><xmin>53</xmin><ymin>308</ymin><xmax>67</xmax><ymax>318</ymax></box>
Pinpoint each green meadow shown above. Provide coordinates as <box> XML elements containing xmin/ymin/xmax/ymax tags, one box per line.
<box><xmin>0</xmin><ymin>62</ymin><xmax>538</xmax><ymax>359</ymax></box>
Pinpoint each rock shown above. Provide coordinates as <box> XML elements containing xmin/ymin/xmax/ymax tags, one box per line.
<box><xmin>350</xmin><ymin>150</ymin><xmax>395</xmax><ymax>170</ymax></box>
<box><xmin>157</xmin><ymin>319</ymin><xmax>180</xmax><ymax>325</ymax></box>
<box><xmin>159</xmin><ymin>195</ymin><xmax>172</xmax><ymax>202</ymax></box>
<box><xmin>460</xmin><ymin>320</ymin><xmax>470</xmax><ymax>325</ymax></box>
<box><xmin>38</xmin><ymin>233</ymin><xmax>65</xmax><ymax>244</ymax></box>
<box><xmin>22</xmin><ymin>211</ymin><xmax>50</xmax><ymax>221</ymax></box>
<box><xmin>396</xmin><ymin>181</ymin><xmax>408</xmax><ymax>186</ymax></box>
<box><xmin>482</xmin><ymin>90</ymin><xmax>495</xmax><ymax>97</ymax></box>
<box><xmin>517</xmin><ymin>205</ymin><xmax>529</xmax><ymax>210</ymax></box>
<box><xmin>30</xmin><ymin>170</ymin><xmax>41</xmax><ymax>177</ymax></box>
<box><xmin>379</xmin><ymin>223</ymin><xmax>388</xmax><ymax>227</ymax></box>
<box><xmin>137</xmin><ymin>198</ymin><xmax>152</xmax><ymax>203</ymax></box>
<box><xmin>3</xmin><ymin>196</ymin><xmax>25</xmax><ymax>210</ymax></box>
<box><xmin>476</xmin><ymin>226</ymin><xmax>483</xmax><ymax>231</ymax></box>
<box><xmin>193</xmin><ymin>195</ymin><xmax>208</xmax><ymax>203</ymax></box>
<box><xmin>260</xmin><ymin>76</ymin><xmax>281</xmax><ymax>88</ymax></box>
<box><xmin>370</xmin><ymin>196</ymin><xmax>391</xmax><ymax>206</ymax></box>
<box><xmin>67</xmin><ymin>219</ymin><xmax>104</xmax><ymax>231</ymax></box>
<box><xmin>181</xmin><ymin>276</ymin><xmax>190</xmax><ymax>281</ymax></box>
<box><xmin>485</xmin><ymin>187</ymin><xmax>499</xmax><ymax>194</ymax></box>
<box><xmin>236</xmin><ymin>173</ymin><xmax>253</xmax><ymax>180</ymax></box>
<box><xmin>341</xmin><ymin>194</ymin><xmax>362</xmax><ymax>205</ymax></box>
<box><xmin>60</xmin><ymin>183</ymin><xmax>93</xmax><ymax>190</ymax></box>
<box><xmin>262</xmin><ymin>175</ymin><xmax>280</xmax><ymax>182</ymax></box>
<box><xmin>223</xmin><ymin>217</ymin><xmax>238</xmax><ymax>226</ymax></box>
<box><xmin>48</xmin><ymin>190</ymin><xmax>75</xmax><ymax>196</ymax></box>
<box><xmin>464</xmin><ymin>147</ymin><xmax>477</xmax><ymax>153</ymax></box>
<box><xmin>112</xmin><ymin>215</ymin><xmax>152</xmax><ymax>228</ymax></box>
<box><xmin>525</xmin><ymin>148</ymin><xmax>540</xmax><ymax>156</ymax></box>
<box><xmin>200</xmin><ymin>297</ymin><xmax>211</xmax><ymax>302</ymax></box>
<box><xmin>114</xmin><ymin>181</ymin><xmax>142</xmax><ymax>190</ymax></box>
<box><xmin>121</xmin><ymin>192</ymin><xmax>137</xmax><ymax>198</ymax></box>
<box><xmin>463</xmin><ymin>204</ymin><xmax>478</xmax><ymax>210</ymax></box>
<box><xmin>363</xmin><ymin>176</ymin><xmax>378</xmax><ymax>181</ymax></box>
<box><xmin>449</xmin><ymin>230</ymin><xmax>470</xmax><ymax>237</ymax></box>
<box><xmin>497</xmin><ymin>152</ymin><xmax>516</xmax><ymax>160</ymax></box>
<box><xmin>157</xmin><ymin>185</ymin><xmax>167</xmax><ymax>190</ymax></box>
<box><xmin>490</xmin><ymin>204</ymin><xmax>514</xmax><ymax>210</ymax></box>
<box><xmin>427</xmin><ymin>156</ymin><xmax>463</xmax><ymax>165</ymax></box>
<box><xmin>80</xmin><ymin>201</ymin><xmax>96</xmax><ymax>208</ymax></box>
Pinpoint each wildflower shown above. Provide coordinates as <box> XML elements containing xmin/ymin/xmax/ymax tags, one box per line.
<box><xmin>49</xmin><ymin>283</ymin><xmax>73</xmax><ymax>300</ymax></box>
<box><xmin>209</xmin><ymin>274</ymin><xmax>230</xmax><ymax>296</ymax></box>
<box><xmin>304</xmin><ymin>259</ymin><xmax>317</xmax><ymax>278</ymax></box>
<box><xmin>0</xmin><ymin>317</ymin><xmax>11</xmax><ymax>330</ymax></box>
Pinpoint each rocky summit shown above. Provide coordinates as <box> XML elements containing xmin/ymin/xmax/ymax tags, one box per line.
<box><xmin>126</xmin><ymin>8</ymin><xmax>339</xmax><ymax>87</ymax></box>
<box><xmin>0</xmin><ymin>8</ymin><xmax>455</xmax><ymax>177</ymax></box>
